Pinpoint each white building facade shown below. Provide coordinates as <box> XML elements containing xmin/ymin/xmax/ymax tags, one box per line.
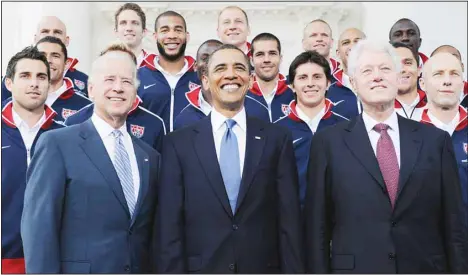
<box><xmin>1</xmin><ymin>2</ymin><xmax>467</xmax><ymax>78</ymax></box>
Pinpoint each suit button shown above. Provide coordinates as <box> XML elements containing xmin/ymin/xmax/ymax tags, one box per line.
<box><xmin>391</xmin><ymin>221</ymin><xmax>397</xmax><ymax>227</ymax></box>
<box><xmin>232</xmin><ymin>224</ymin><xmax>239</xmax><ymax>230</ymax></box>
<box><xmin>229</xmin><ymin>263</ymin><xmax>235</xmax><ymax>271</ymax></box>
<box><xmin>388</xmin><ymin>253</ymin><xmax>396</xmax><ymax>260</ymax></box>
<box><xmin>124</xmin><ymin>265</ymin><xmax>130</xmax><ymax>272</ymax></box>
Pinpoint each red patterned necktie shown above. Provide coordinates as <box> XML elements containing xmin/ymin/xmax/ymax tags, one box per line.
<box><xmin>374</xmin><ymin>123</ymin><xmax>400</xmax><ymax>208</ymax></box>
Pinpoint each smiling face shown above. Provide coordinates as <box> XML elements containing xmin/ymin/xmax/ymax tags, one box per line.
<box><xmin>251</xmin><ymin>39</ymin><xmax>281</xmax><ymax>82</ymax></box>
<box><xmin>115</xmin><ymin>9</ymin><xmax>145</xmax><ymax>49</ymax></box>
<box><xmin>351</xmin><ymin>50</ymin><xmax>399</xmax><ymax>108</ymax></box>
<box><xmin>292</xmin><ymin>62</ymin><xmax>330</xmax><ymax>108</ymax></box>
<box><xmin>395</xmin><ymin>46</ymin><xmax>418</xmax><ymax>95</ymax></box>
<box><xmin>217</xmin><ymin>7</ymin><xmax>250</xmax><ymax>48</ymax></box>
<box><xmin>5</xmin><ymin>58</ymin><xmax>49</xmax><ymax>112</ymax></box>
<box><xmin>36</xmin><ymin>42</ymin><xmax>66</xmax><ymax>85</ymax></box>
<box><xmin>420</xmin><ymin>53</ymin><xmax>464</xmax><ymax>109</ymax></box>
<box><xmin>389</xmin><ymin>20</ymin><xmax>421</xmax><ymax>55</ymax></box>
<box><xmin>203</xmin><ymin>48</ymin><xmax>252</xmax><ymax>112</ymax></box>
<box><xmin>88</xmin><ymin>52</ymin><xmax>137</xmax><ymax>124</ymax></box>
<box><xmin>154</xmin><ymin>15</ymin><xmax>189</xmax><ymax>62</ymax></box>
<box><xmin>302</xmin><ymin>21</ymin><xmax>333</xmax><ymax>58</ymax></box>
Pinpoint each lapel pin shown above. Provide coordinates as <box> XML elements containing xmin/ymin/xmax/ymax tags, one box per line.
<box><xmin>255</xmin><ymin>136</ymin><xmax>261</xmax><ymax>140</ymax></box>
<box><xmin>144</xmin><ymin>158</ymin><xmax>149</xmax><ymax>162</ymax></box>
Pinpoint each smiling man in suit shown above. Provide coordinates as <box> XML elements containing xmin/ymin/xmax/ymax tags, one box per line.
<box><xmin>21</xmin><ymin>43</ymin><xmax>160</xmax><ymax>273</ymax></box>
<box><xmin>155</xmin><ymin>44</ymin><xmax>304</xmax><ymax>273</ymax></box>
<box><xmin>304</xmin><ymin>39</ymin><xmax>468</xmax><ymax>273</ymax></box>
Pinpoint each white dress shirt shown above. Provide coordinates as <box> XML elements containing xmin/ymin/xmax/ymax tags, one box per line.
<box><xmin>296</xmin><ymin>104</ymin><xmax>325</xmax><ymax>133</ymax></box>
<box><xmin>154</xmin><ymin>57</ymin><xmax>189</xmax><ymax>90</ymax></box>
<box><xmin>12</xmin><ymin>109</ymin><xmax>45</xmax><ymax>166</ymax></box>
<box><xmin>427</xmin><ymin>111</ymin><xmax>460</xmax><ymax>136</ymax></box>
<box><xmin>92</xmin><ymin>113</ymin><xmax>140</xmax><ymax>199</ymax></box>
<box><xmin>262</xmin><ymin>83</ymin><xmax>278</xmax><ymax>106</ymax></box>
<box><xmin>45</xmin><ymin>80</ymin><xmax>69</xmax><ymax>107</ymax></box>
<box><xmin>198</xmin><ymin>91</ymin><xmax>212</xmax><ymax>116</ymax></box>
<box><xmin>211</xmin><ymin>107</ymin><xmax>247</xmax><ymax>176</ymax></box>
<box><xmin>362</xmin><ymin>110</ymin><xmax>401</xmax><ymax>167</ymax></box>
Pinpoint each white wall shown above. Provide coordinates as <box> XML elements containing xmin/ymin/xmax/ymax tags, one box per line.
<box><xmin>2</xmin><ymin>2</ymin><xmax>467</xmax><ymax>79</ymax></box>
<box><xmin>362</xmin><ymin>2</ymin><xmax>467</xmax><ymax>79</ymax></box>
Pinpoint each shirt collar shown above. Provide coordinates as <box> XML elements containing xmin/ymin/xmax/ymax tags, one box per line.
<box><xmin>341</xmin><ymin>73</ymin><xmax>354</xmax><ymax>92</ymax></box>
<box><xmin>154</xmin><ymin>56</ymin><xmax>189</xmax><ymax>77</ymax></box>
<box><xmin>198</xmin><ymin>91</ymin><xmax>212</xmax><ymax>116</ymax></box>
<box><xmin>362</xmin><ymin>110</ymin><xmax>399</xmax><ymax>134</ymax></box>
<box><xmin>91</xmin><ymin>112</ymin><xmax>128</xmax><ymax>140</ymax></box>
<box><xmin>12</xmin><ymin>108</ymin><xmax>46</xmax><ymax>131</ymax></box>
<box><xmin>427</xmin><ymin>110</ymin><xmax>460</xmax><ymax>135</ymax></box>
<box><xmin>295</xmin><ymin>104</ymin><xmax>326</xmax><ymax>129</ymax></box>
<box><xmin>211</xmin><ymin>106</ymin><xmax>246</xmax><ymax>133</ymax></box>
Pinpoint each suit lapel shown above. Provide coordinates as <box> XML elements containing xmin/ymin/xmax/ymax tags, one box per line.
<box><xmin>130</xmin><ymin>138</ymin><xmax>150</xmax><ymax>227</ymax></box>
<box><xmin>193</xmin><ymin>117</ymin><xmax>233</xmax><ymax>218</ymax></box>
<box><xmin>235</xmin><ymin>117</ymin><xmax>265</xmax><ymax>213</ymax></box>
<box><xmin>343</xmin><ymin>116</ymin><xmax>386</xmax><ymax>190</ymax></box>
<box><xmin>395</xmin><ymin>116</ymin><xmax>422</xmax><ymax>208</ymax></box>
<box><xmin>79</xmin><ymin>120</ymin><xmax>130</xmax><ymax>217</ymax></box>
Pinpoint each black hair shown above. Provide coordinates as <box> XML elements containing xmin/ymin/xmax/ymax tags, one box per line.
<box><xmin>251</xmin><ymin>32</ymin><xmax>281</xmax><ymax>55</ymax></box>
<box><xmin>36</xmin><ymin>35</ymin><xmax>68</xmax><ymax>61</ymax></box>
<box><xmin>5</xmin><ymin>45</ymin><xmax>50</xmax><ymax>81</ymax></box>
<box><xmin>391</xmin><ymin>41</ymin><xmax>420</xmax><ymax>67</ymax></box>
<box><xmin>155</xmin><ymin>10</ymin><xmax>187</xmax><ymax>32</ymax></box>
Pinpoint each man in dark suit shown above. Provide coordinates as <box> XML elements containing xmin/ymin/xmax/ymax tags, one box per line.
<box><xmin>155</xmin><ymin>44</ymin><xmax>304</xmax><ymax>273</ymax></box>
<box><xmin>304</xmin><ymin>39</ymin><xmax>468</xmax><ymax>273</ymax></box>
<box><xmin>21</xmin><ymin>44</ymin><xmax>160</xmax><ymax>273</ymax></box>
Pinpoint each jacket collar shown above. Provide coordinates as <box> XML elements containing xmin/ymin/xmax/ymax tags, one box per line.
<box><xmin>2</xmin><ymin>100</ymin><xmax>57</xmax><ymax>130</ymax></box>
<box><xmin>250</xmin><ymin>74</ymin><xmax>289</xmax><ymax>96</ymax></box>
<box><xmin>287</xmin><ymin>98</ymin><xmax>334</xmax><ymax>122</ymax></box>
<box><xmin>394</xmin><ymin>89</ymin><xmax>427</xmax><ymax>108</ymax></box>
<box><xmin>420</xmin><ymin>106</ymin><xmax>467</xmax><ymax>131</ymax></box>
<box><xmin>140</xmin><ymin>53</ymin><xmax>196</xmax><ymax>72</ymax></box>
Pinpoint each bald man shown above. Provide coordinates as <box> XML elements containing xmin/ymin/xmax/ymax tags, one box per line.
<box><xmin>326</xmin><ymin>28</ymin><xmax>366</xmax><ymax>119</ymax></box>
<box><xmin>431</xmin><ymin>45</ymin><xmax>467</xmax><ymax>107</ymax></box>
<box><xmin>302</xmin><ymin>19</ymin><xmax>340</xmax><ymax>74</ymax></box>
<box><xmin>1</xmin><ymin>16</ymin><xmax>89</xmax><ymax>103</ymax></box>
<box><xmin>21</xmin><ymin>44</ymin><xmax>160</xmax><ymax>273</ymax></box>
<box><xmin>419</xmin><ymin>52</ymin><xmax>468</xmax><ymax>228</ymax></box>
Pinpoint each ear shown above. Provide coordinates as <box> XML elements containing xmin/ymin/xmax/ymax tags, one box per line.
<box><xmin>248</xmin><ymin>73</ymin><xmax>254</xmax><ymax>90</ymax></box>
<box><xmin>349</xmin><ymin>76</ymin><xmax>357</xmax><ymax>92</ymax></box>
<box><xmin>64</xmin><ymin>36</ymin><xmax>70</xmax><ymax>47</ymax></box>
<box><xmin>418</xmin><ymin>77</ymin><xmax>425</xmax><ymax>91</ymax></box>
<box><xmin>201</xmin><ymin>74</ymin><xmax>209</xmax><ymax>92</ymax></box>
<box><xmin>5</xmin><ymin>77</ymin><xmax>13</xmax><ymax>92</ymax></box>
<box><xmin>87</xmin><ymin>82</ymin><xmax>94</xmax><ymax>101</ymax></box>
<box><xmin>246</xmin><ymin>25</ymin><xmax>251</xmax><ymax>37</ymax></box>
<box><xmin>461</xmin><ymin>62</ymin><xmax>465</xmax><ymax>73</ymax></box>
<box><xmin>186</xmin><ymin>31</ymin><xmax>191</xmax><ymax>44</ymax></box>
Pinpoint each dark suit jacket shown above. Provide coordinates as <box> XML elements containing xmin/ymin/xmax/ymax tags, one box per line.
<box><xmin>304</xmin><ymin>114</ymin><xmax>468</xmax><ymax>274</ymax></box>
<box><xmin>21</xmin><ymin>119</ymin><xmax>160</xmax><ymax>273</ymax></box>
<box><xmin>155</xmin><ymin>115</ymin><xmax>304</xmax><ymax>274</ymax></box>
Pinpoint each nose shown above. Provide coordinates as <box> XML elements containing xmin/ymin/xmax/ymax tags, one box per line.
<box><xmin>372</xmin><ymin>69</ymin><xmax>384</xmax><ymax>82</ymax></box>
<box><xmin>112</xmin><ymin>80</ymin><xmax>124</xmax><ymax>92</ymax></box>
<box><xmin>224</xmin><ymin>66</ymin><xmax>238</xmax><ymax>80</ymax></box>
<box><xmin>401</xmin><ymin>32</ymin><xmax>410</xmax><ymax>42</ymax></box>
<box><xmin>442</xmin><ymin>74</ymin><xmax>452</xmax><ymax>87</ymax></box>
<box><xmin>29</xmin><ymin>77</ymin><xmax>40</xmax><ymax>88</ymax></box>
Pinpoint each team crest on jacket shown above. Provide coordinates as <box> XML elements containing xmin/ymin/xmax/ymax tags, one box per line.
<box><xmin>130</xmin><ymin>124</ymin><xmax>145</xmax><ymax>138</ymax></box>
<box><xmin>74</xmin><ymin>79</ymin><xmax>85</xmax><ymax>90</ymax></box>
<box><xmin>281</xmin><ymin>104</ymin><xmax>291</xmax><ymax>116</ymax></box>
<box><xmin>62</xmin><ymin>108</ymin><xmax>77</xmax><ymax>119</ymax></box>
<box><xmin>188</xmin><ymin>81</ymin><xmax>200</xmax><ymax>91</ymax></box>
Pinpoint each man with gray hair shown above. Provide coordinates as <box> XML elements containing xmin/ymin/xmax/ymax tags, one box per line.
<box><xmin>304</xmin><ymin>39</ymin><xmax>468</xmax><ymax>273</ymax></box>
<box><xmin>21</xmin><ymin>43</ymin><xmax>160</xmax><ymax>273</ymax></box>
